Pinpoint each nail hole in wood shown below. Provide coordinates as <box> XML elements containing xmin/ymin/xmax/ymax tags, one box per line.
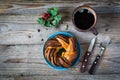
<box><xmin>108</xmin><ymin>3</ymin><xmax>112</xmax><ymax>6</ymax></box>
<box><xmin>38</xmin><ymin>29</ymin><xmax>40</xmax><ymax>32</ymax></box>
<box><xmin>105</xmin><ymin>28</ymin><xmax>108</xmax><ymax>32</ymax></box>
<box><xmin>41</xmin><ymin>38</ymin><xmax>44</xmax><ymax>41</ymax></box>
<box><xmin>28</xmin><ymin>35</ymin><xmax>31</xmax><ymax>38</ymax></box>
<box><xmin>20</xmin><ymin>74</ymin><xmax>24</xmax><ymax>77</ymax></box>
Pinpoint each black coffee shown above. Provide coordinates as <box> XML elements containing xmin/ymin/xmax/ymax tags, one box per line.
<box><xmin>74</xmin><ymin>9</ymin><xmax>95</xmax><ymax>30</ymax></box>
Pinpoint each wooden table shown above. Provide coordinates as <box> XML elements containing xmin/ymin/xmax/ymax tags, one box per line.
<box><xmin>0</xmin><ymin>0</ymin><xmax>120</xmax><ymax>80</ymax></box>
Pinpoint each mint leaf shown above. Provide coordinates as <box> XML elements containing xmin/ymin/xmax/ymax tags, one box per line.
<box><xmin>52</xmin><ymin>20</ymin><xmax>58</xmax><ymax>27</ymax></box>
<box><xmin>54</xmin><ymin>15</ymin><xmax>62</xmax><ymax>22</ymax></box>
<box><xmin>53</xmin><ymin>7</ymin><xmax>58</xmax><ymax>12</ymax></box>
<box><xmin>48</xmin><ymin>7</ymin><xmax>58</xmax><ymax>16</ymax></box>
<box><xmin>38</xmin><ymin>18</ymin><xmax>45</xmax><ymax>25</ymax></box>
<box><xmin>38</xmin><ymin>7</ymin><xmax>61</xmax><ymax>28</ymax></box>
<box><xmin>44</xmin><ymin>21</ymin><xmax>51</xmax><ymax>27</ymax></box>
<box><xmin>52</xmin><ymin>10</ymin><xmax>58</xmax><ymax>16</ymax></box>
<box><xmin>48</xmin><ymin>16</ymin><xmax>54</xmax><ymax>21</ymax></box>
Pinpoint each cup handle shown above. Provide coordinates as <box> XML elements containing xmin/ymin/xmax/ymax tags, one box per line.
<box><xmin>91</xmin><ymin>28</ymin><xmax>98</xmax><ymax>35</ymax></box>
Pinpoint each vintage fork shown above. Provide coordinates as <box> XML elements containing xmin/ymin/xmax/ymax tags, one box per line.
<box><xmin>89</xmin><ymin>36</ymin><xmax>110</xmax><ymax>74</ymax></box>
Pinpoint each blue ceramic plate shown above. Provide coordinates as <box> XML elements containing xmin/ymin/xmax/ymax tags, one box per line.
<box><xmin>43</xmin><ymin>31</ymin><xmax>82</xmax><ymax>70</ymax></box>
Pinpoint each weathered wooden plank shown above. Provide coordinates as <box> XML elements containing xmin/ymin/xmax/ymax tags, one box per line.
<box><xmin>0</xmin><ymin>1</ymin><xmax>119</xmax><ymax>79</ymax></box>
<box><xmin>0</xmin><ymin>77</ymin><xmax>14</xmax><ymax>80</ymax></box>
<box><xmin>0</xmin><ymin>0</ymin><xmax>120</xmax><ymax>3</ymax></box>
<box><xmin>14</xmin><ymin>75</ymin><xmax>120</xmax><ymax>80</ymax></box>
<box><xmin>0</xmin><ymin>74</ymin><xmax>120</xmax><ymax>80</ymax></box>
<box><xmin>0</xmin><ymin>43</ymin><xmax>119</xmax><ymax>76</ymax></box>
<box><xmin>0</xmin><ymin>2</ymin><xmax>120</xmax><ymax>14</ymax></box>
<box><xmin>0</xmin><ymin>13</ymin><xmax>120</xmax><ymax>45</ymax></box>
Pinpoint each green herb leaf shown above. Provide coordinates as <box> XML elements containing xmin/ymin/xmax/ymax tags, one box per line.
<box><xmin>48</xmin><ymin>16</ymin><xmax>54</xmax><ymax>21</ymax></box>
<box><xmin>48</xmin><ymin>7</ymin><xmax>58</xmax><ymax>16</ymax></box>
<box><xmin>38</xmin><ymin>18</ymin><xmax>45</xmax><ymax>25</ymax></box>
<box><xmin>44</xmin><ymin>21</ymin><xmax>51</xmax><ymax>27</ymax></box>
<box><xmin>38</xmin><ymin>7</ymin><xmax>62</xmax><ymax>28</ymax></box>
<box><xmin>54</xmin><ymin>15</ymin><xmax>62</xmax><ymax>23</ymax></box>
<box><xmin>52</xmin><ymin>20</ymin><xmax>58</xmax><ymax>27</ymax></box>
<box><xmin>53</xmin><ymin>7</ymin><xmax>58</xmax><ymax>11</ymax></box>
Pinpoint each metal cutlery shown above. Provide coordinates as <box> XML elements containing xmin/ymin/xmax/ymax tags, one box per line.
<box><xmin>89</xmin><ymin>36</ymin><xmax>110</xmax><ymax>74</ymax></box>
<box><xmin>80</xmin><ymin>37</ymin><xmax>97</xmax><ymax>73</ymax></box>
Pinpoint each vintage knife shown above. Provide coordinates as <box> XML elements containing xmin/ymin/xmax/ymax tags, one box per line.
<box><xmin>89</xmin><ymin>36</ymin><xmax>110</xmax><ymax>74</ymax></box>
<box><xmin>80</xmin><ymin>37</ymin><xmax>97</xmax><ymax>73</ymax></box>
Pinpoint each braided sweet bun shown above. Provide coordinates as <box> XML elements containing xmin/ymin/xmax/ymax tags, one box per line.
<box><xmin>44</xmin><ymin>34</ymin><xmax>78</xmax><ymax>68</ymax></box>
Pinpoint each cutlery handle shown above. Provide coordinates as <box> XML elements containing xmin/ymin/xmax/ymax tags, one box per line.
<box><xmin>80</xmin><ymin>51</ymin><xmax>91</xmax><ymax>73</ymax></box>
<box><xmin>89</xmin><ymin>55</ymin><xmax>100</xmax><ymax>74</ymax></box>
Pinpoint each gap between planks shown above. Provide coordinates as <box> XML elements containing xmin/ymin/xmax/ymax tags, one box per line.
<box><xmin>0</xmin><ymin>43</ymin><xmax>119</xmax><ymax>76</ymax></box>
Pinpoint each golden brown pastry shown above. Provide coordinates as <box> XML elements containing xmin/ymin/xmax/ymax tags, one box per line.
<box><xmin>44</xmin><ymin>34</ymin><xmax>78</xmax><ymax>68</ymax></box>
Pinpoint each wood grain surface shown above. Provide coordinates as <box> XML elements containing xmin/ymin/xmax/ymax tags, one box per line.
<box><xmin>0</xmin><ymin>0</ymin><xmax>120</xmax><ymax>80</ymax></box>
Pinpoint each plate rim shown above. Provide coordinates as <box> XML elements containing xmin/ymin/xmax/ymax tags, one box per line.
<box><xmin>43</xmin><ymin>31</ymin><xmax>82</xmax><ymax>70</ymax></box>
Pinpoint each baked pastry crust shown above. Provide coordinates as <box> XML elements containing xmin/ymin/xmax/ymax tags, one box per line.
<box><xmin>44</xmin><ymin>34</ymin><xmax>78</xmax><ymax>68</ymax></box>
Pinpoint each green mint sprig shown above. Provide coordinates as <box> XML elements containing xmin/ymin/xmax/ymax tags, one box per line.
<box><xmin>38</xmin><ymin>7</ymin><xmax>62</xmax><ymax>27</ymax></box>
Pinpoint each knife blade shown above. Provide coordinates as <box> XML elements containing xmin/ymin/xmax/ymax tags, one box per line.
<box><xmin>80</xmin><ymin>37</ymin><xmax>97</xmax><ymax>73</ymax></box>
<box><xmin>89</xmin><ymin>36</ymin><xmax>110</xmax><ymax>74</ymax></box>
